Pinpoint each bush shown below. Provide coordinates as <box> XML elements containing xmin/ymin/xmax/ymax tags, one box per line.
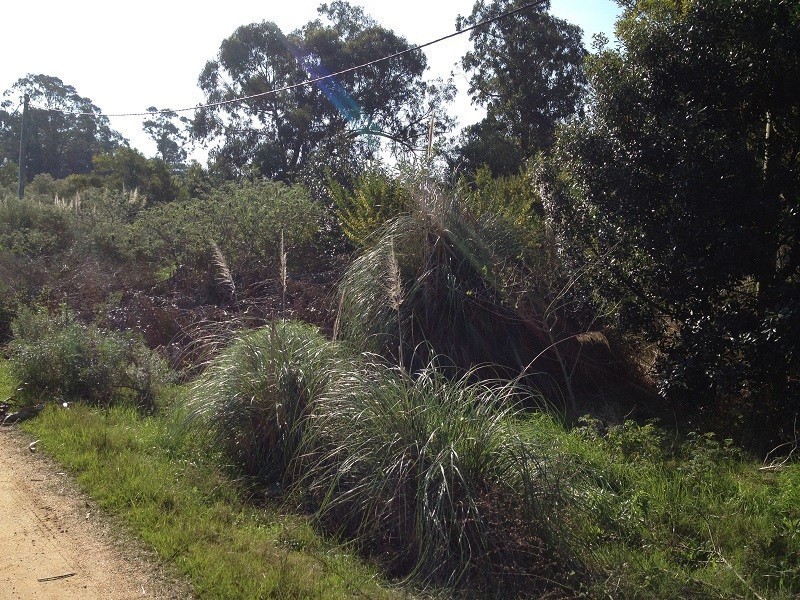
<box><xmin>185</xmin><ymin>320</ymin><xmax>344</xmax><ymax>484</ymax></box>
<box><xmin>0</xmin><ymin>195</ymin><xmax>75</xmax><ymax>257</ymax></box>
<box><xmin>297</xmin><ymin>362</ymin><xmax>580</xmax><ymax>592</ymax></box>
<box><xmin>9</xmin><ymin>305</ymin><xmax>170</xmax><ymax>408</ymax></box>
<box><xmin>459</xmin><ymin>165</ymin><xmax>542</xmax><ymax>229</ymax></box>
<box><xmin>329</xmin><ymin>165</ymin><xmax>414</xmax><ymax>248</ymax></box>
<box><xmin>129</xmin><ymin>179</ymin><xmax>323</xmax><ymax>293</ymax></box>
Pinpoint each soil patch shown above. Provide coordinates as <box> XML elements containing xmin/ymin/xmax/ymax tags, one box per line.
<box><xmin>0</xmin><ymin>426</ymin><xmax>190</xmax><ymax>599</ymax></box>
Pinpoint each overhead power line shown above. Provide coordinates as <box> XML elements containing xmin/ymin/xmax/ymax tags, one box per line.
<box><xmin>28</xmin><ymin>0</ymin><xmax>547</xmax><ymax>119</ymax></box>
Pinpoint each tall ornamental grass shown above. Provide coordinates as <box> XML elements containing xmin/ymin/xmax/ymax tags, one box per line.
<box><xmin>297</xmin><ymin>362</ymin><xmax>582</xmax><ymax>593</ymax></box>
<box><xmin>185</xmin><ymin>320</ymin><xmax>346</xmax><ymax>484</ymax></box>
<box><xmin>334</xmin><ymin>184</ymin><xmax>649</xmax><ymax>415</ymax></box>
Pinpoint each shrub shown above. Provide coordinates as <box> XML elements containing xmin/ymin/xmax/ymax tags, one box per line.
<box><xmin>9</xmin><ymin>305</ymin><xmax>170</xmax><ymax>408</ymax></box>
<box><xmin>129</xmin><ymin>179</ymin><xmax>323</xmax><ymax>292</ymax></box>
<box><xmin>297</xmin><ymin>362</ymin><xmax>581</xmax><ymax>592</ymax></box>
<box><xmin>0</xmin><ymin>195</ymin><xmax>75</xmax><ymax>257</ymax></box>
<box><xmin>185</xmin><ymin>320</ymin><xmax>344</xmax><ymax>484</ymax></box>
<box><xmin>329</xmin><ymin>165</ymin><xmax>414</xmax><ymax>248</ymax></box>
<box><xmin>459</xmin><ymin>165</ymin><xmax>542</xmax><ymax>228</ymax></box>
<box><xmin>334</xmin><ymin>193</ymin><xmax>525</xmax><ymax>371</ymax></box>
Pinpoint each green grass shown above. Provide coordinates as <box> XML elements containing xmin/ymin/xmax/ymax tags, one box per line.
<box><xmin>0</xmin><ymin>358</ymin><xmax>15</xmax><ymax>399</ymax></box>
<box><xmin>5</xmin><ymin>355</ymin><xmax>799</xmax><ymax>599</ymax></box>
<box><xmin>298</xmin><ymin>363</ymin><xmax>580</xmax><ymax>594</ymax></box>
<box><xmin>7</xmin><ymin>383</ymin><xmax>398</xmax><ymax>598</ymax></box>
<box><xmin>185</xmin><ymin>321</ymin><xmax>347</xmax><ymax>485</ymax></box>
<box><xmin>518</xmin><ymin>414</ymin><xmax>800</xmax><ymax>599</ymax></box>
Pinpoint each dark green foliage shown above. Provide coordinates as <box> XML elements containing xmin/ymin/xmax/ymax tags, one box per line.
<box><xmin>458</xmin><ymin>0</ymin><xmax>586</xmax><ymax>160</ymax></box>
<box><xmin>0</xmin><ymin>193</ymin><xmax>74</xmax><ymax>257</ymax></box>
<box><xmin>541</xmin><ymin>0</ymin><xmax>800</xmax><ymax>442</ymax></box>
<box><xmin>0</xmin><ymin>160</ymin><xmax>18</xmax><ymax>188</ymax></box>
<box><xmin>448</xmin><ymin>116</ymin><xmax>524</xmax><ymax>178</ymax></box>
<box><xmin>186</xmin><ymin>321</ymin><xmax>343</xmax><ymax>484</ymax></box>
<box><xmin>92</xmin><ymin>147</ymin><xmax>183</xmax><ymax>204</ymax></box>
<box><xmin>9</xmin><ymin>306</ymin><xmax>170</xmax><ymax>407</ymax></box>
<box><xmin>194</xmin><ymin>2</ymin><xmax>447</xmax><ymax>179</ymax></box>
<box><xmin>334</xmin><ymin>184</ymin><xmax>644</xmax><ymax>413</ymax></box>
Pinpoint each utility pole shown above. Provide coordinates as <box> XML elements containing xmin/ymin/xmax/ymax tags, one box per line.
<box><xmin>17</xmin><ymin>93</ymin><xmax>29</xmax><ymax>199</ymax></box>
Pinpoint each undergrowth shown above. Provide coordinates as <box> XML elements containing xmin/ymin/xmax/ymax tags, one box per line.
<box><xmin>9</xmin><ymin>305</ymin><xmax>171</xmax><ymax>408</ymax></box>
<box><xmin>519</xmin><ymin>415</ymin><xmax>800</xmax><ymax>599</ymax></box>
<box><xmin>5</xmin><ymin>322</ymin><xmax>799</xmax><ymax>599</ymax></box>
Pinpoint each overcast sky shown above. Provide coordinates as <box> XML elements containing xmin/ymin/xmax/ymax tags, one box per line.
<box><xmin>1</xmin><ymin>1</ymin><xmax>620</xmax><ymax>159</ymax></box>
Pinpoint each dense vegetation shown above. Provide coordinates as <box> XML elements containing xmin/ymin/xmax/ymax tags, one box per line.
<box><xmin>1</xmin><ymin>0</ymin><xmax>798</xmax><ymax>598</ymax></box>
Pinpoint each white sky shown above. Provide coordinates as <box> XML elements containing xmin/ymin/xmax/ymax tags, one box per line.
<box><xmin>1</xmin><ymin>1</ymin><xmax>620</xmax><ymax>160</ymax></box>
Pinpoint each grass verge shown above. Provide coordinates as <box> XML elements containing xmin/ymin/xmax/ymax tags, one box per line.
<box><xmin>5</xmin><ymin>353</ymin><xmax>799</xmax><ymax>599</ymax></box>
<box><xmin>0</xmin><ymin>358</ymin><xmax>15</xmax><ymax>399</ymax></box>
<box><xmin>2</xmin><ymin>372</ymin><xmax>397</xmax><ymax>597</ymax></box>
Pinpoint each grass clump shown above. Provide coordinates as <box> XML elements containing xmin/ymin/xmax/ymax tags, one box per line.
<box><xmin>9</xmin><ymin>305</ymin><xmax>170</xmax><ymax>408</ymax></box>
<box><xmin>298</xmin><ymin>362</ymin><xmax>582</xmax><ymax>595</ymax></box>
<box><xmin>333</xmin><ymin>185</ymin><xmax>644</xmax><ymax>415</ymax></box>
<box><xmin>186</xmin><ymin>320</ymin><xmax>346</xmax><ymax>485</ymax></box>
<box><xmin>334</xmin><ymin>199</ymin><xmax>526</xmax><ymax>374</ymax></box>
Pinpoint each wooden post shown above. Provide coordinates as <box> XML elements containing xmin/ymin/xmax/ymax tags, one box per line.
<box><xmin>17</xmin><ymin>93</ymin><xmax>29</xmax><ymax>199</ymax></box>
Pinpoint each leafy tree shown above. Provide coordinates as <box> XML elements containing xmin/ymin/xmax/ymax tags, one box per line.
<box><xmin>194</xmin><ymin>1</ymin><xmax>450</xmax><ymax>180</ymax></box>
<box><xmin>93</xmin><ymin>147</ymin><xmax>182</xmax><ymax>204</ymax></box>
<box><xmin>458</xmin><ymin>0</ymin><xmax>586</xmax><ymax>163</ymax></box>
<box><xmin>542</xmin><ymin>0</ymin><xmax>800</xmax><ymax>440</ymax></box>
<box><xmin>142</xmin><ymin>107</ymin><xmax>191</xmax><ymax>168</ymax></box>
<box><xmin>448</xmin><ymin>116</ymin><xmax>524</xmax><ymax>178</ymax></box>
<box><xmin>0</xmin><ymin>74</ymin><xmax>125</xmax><ymax>180</ymax></box>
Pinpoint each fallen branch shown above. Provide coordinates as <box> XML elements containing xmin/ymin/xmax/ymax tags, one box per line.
<box><xmin>38</xmin><ymin>572</ymin><xmax>76</xmax><ymax>582</ymax></box>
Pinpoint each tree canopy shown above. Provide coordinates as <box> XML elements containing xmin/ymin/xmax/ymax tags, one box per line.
<box><xmin>541</xmin><ymin>0</ymin><xmax>800</xmax><ymax>438</ymax></box>
<box><xmin>142</xmin><ymin>107</ymin><xmax>191</xmax><ymax>168</ymax></box>
<box><xmin>456</xmin><ymin>0</ymin><xmax>586</xmax><ymax>171</ymax></box>
<box><xmin>194</xmin><ymin>1</ymin><xmax>451</xmax><ymax>181</ymax></box>
<box><xmin>0</xmin><ymin>74</ymin><xmax>125</xmax><ymax>181</ymax></box>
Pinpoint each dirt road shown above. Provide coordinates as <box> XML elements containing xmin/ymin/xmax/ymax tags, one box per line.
<box><xmin>0</xmin><ymin>427</ymin><xmax>187</xmax><ymax>599</ymax></box>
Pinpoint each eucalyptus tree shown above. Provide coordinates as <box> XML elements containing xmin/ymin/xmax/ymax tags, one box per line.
<box><xmin>142</xmin><ymin>107</ymin><xmax>191</xmax><ymax>168</ymax></box>
<box><xmin>0</xmin><ymin>74</ymin><xmax>125</xmax><ymax>180</ymax></box>
<box><xmin>194</xmin><ymin>1</ymin><xmax>452</xmax><ymax>181</ymax></box>
<box><xmin>456</xmin><ymin>0</ymin><xmax>586</xmax><ymax>168</ymax></box>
